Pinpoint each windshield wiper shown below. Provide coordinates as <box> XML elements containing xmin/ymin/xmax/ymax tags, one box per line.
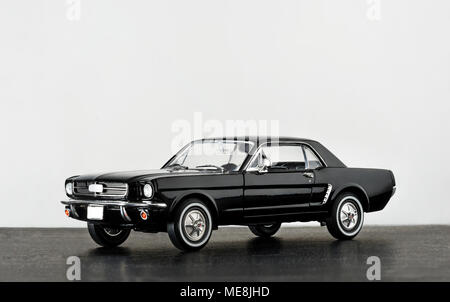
<box><xmin>195</xmin><ymin>165</ymin><xmax>225</xmax><ymax>171</ymax></box>
<box><xmin>167</xmin><ymin>163</ymin><xmax>189</xmax><ymax>170</ymax></box>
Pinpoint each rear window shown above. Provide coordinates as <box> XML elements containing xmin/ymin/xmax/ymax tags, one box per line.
<box><xmin>304</xmin><ymin>146</ymin><xmax>322</xmax><ymax>169</ymax></box>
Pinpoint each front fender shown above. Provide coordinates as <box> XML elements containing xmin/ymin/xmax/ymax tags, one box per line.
<box><xmin>168</xmin><ymin>190</ymin><xmax>220</xmax><ymax>226</ymax></box>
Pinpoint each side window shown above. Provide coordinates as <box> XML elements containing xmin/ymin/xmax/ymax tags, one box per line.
<box><xmin>248</xmin><ymin>145</ymin><xmax>306</xmax><ymax>171</ymax></box>
<box><xmin>304</xmin><ymin>146</ymin><xmax>323</xmax><ymax>169</ymax></box>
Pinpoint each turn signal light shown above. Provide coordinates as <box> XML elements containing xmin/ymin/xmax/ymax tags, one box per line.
<box><xmin>140</xmin><ymin>210</ymin><xmax>148</xmax><ymax>220</ymax></box>
<box><xmin>65</xmin><ymin>209</ymin><xmax>70</xmax><ymax>217</ymax></box>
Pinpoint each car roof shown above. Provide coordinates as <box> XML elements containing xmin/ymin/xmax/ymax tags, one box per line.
<box><xmin>197</xmin><ymin>136</ymin><xmax>319</xmax><ymax>145</ymax></box>
<box><xmin>193</xmin><ymin>136</ymin><xmax>346</xmax><ymax>168</ymax></box>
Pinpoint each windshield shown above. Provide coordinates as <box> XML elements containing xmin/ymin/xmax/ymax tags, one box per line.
<box><xmin>166</xmin><ymin>140</ymin><xmax>254</xmax><ymax>172</ymax></box>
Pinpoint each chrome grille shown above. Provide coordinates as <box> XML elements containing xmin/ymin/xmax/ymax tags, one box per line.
<box><xmin>73</xmin><ymin>181</ymin><xmax>128</xmax><ymax>199</ymax></box>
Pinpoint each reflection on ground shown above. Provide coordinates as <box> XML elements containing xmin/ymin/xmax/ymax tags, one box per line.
<box><xmin>0</xmin><ymin>226</ymin><xmax>449</xmax><ymax>281</ymax></box>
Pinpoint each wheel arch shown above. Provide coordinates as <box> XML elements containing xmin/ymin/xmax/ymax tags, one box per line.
<box><xmin>169</xmin><ymin>191</ymin><xmax>219</xmax><ymax>229</ymax></box>
<box><xmin>330</xmin><ymin>184</ymin><xmax>370</xmax><ymax>212</ymax></box>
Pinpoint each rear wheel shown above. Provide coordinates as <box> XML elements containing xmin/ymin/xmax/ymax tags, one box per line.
<box><xmin>167</xmin><ymin>199</ymin><xmax>213</xmax><ymax>251</ymax></box>
<box><xmin>249</xmin><ymin>222</ymin><xmax>282</xmax><ymax>238</ymax></box>
<box><xmin>87</xmin><ymin>223</ymin><xmax>131</xmax><ymax>247</ymax></box>
<box><xmin>326</xmin><ymin>193</ymin><xmax>364</xmax><ymax>240</ymax></box>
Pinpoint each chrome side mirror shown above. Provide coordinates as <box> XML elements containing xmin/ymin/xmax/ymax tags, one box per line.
<box><xmin>258</xmin><ymin>158</ymin><xmax>271</xmax><ymax>174</ymax></box>
<box><xmin>246</xmin><ymin>152</ymin><xmax>271</xmax><ymax>174</ymax></box>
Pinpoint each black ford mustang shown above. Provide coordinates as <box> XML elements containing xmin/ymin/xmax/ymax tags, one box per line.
<box><xmin>62</xmin><ymin>137</ymin><xmax>396</xmax><ymax>251</ymax></box>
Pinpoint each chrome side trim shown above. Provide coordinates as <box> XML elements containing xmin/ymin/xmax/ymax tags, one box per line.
<box><xmin>322</xmin><ymin>184</ymin><xmax>333</xmax><ymax>204</ymax></box>
<box><xmin>61</xmin><ymin>200</ymin><xmax>167</xmax><ymax>209</ymax></box>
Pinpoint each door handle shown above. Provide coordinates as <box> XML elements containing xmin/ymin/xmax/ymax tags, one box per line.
<box><xmin>303</xmin><ymin>172</ymin><xmax>314</xmax><ymax>178</ymax></box>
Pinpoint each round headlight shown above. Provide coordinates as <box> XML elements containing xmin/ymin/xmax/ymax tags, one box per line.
<box><xmin>143</xmin><ymin>183</ymin><xmax>154</xmax><ymax>198</ymax></box>
<box><xmin>65</xmin><ymin>182</ymin><xmax>73</xmax><ymax>195</ymax></box>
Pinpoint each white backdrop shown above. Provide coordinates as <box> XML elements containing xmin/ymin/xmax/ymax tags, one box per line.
<box><xmin>0</xmin><ymin>0</ymin><xmax>449</xmax><ymax>227</ymax></box>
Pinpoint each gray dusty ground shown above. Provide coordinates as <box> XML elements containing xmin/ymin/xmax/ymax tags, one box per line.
<box><xmin>0</xmin><ymin>225</ymin><xmax>449</xmax><ymax>281</ymax></box>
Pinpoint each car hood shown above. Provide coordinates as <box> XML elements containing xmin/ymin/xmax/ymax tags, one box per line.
<box><xmin>69</xmin><ymin>169</ymin><xmax>221</xmax><ymax>183</ymax></box>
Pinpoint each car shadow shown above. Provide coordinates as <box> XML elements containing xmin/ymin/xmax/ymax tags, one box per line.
<box><xmin>87</xmin><ymin>246</ymin><xmax>132</xmax><ymax>256</ymax></box>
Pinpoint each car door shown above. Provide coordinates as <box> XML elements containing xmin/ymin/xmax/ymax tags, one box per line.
<box><xmin>243</xmin><ymin>143</ymin><xmax>314</xmax><ymax>223</ymax></box>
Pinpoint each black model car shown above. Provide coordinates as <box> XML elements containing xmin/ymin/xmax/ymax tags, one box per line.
<box><xmin>62</xmin><ymin>137</ymin><xmax>396</xmax><ymax>251</ymax></box>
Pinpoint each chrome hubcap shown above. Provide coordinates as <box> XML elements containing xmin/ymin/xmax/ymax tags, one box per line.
<box><xmin>340</xmin><ymin>202</ymin><xmax>359</xmax><ymax>230</ymax></box>
<box><xmin>183</xmin><ymin>209</ymin><xmax>206</xmax><ymax>241</ymax></box>
<box><xmin>103</xmin><ymin>227</ymin><xmax>122</xmax><ymax>237</ymax></box>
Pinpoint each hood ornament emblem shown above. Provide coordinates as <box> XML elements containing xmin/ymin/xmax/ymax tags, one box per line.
<box><xmin>88</xmin><ymin>183</ymin><xmax>104</xmax><ymax>194</ymax></box>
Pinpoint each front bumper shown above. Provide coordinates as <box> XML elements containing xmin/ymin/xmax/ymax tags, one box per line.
<box><xmin>61</xmin><ymin>199</ymin><xmax>167</xmax><ymax>209</ymax></box>
<box><xmin>61</xmin><ymin>200</ymin><xmax>168</xmax><ymax>230</ymax></box>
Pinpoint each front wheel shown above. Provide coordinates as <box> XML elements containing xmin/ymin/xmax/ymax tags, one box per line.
<box><xmin>326</xmin><ymin>193</ymin><xmax>364</xmax><ymax>240</ymax></box>
<box><xmin>167</xmin><ymin>199</ymin><xmax>213</xmax><ymax>251</ymax></box>
<box><xmin>87</xmin><ymin>223</ymin><xmax>131</xmax><ymax>247</ymax></box>
<box><xmin>249</xmin><ymin>222</ymin><xmax>282</xmax><ymax>238</ymax></box>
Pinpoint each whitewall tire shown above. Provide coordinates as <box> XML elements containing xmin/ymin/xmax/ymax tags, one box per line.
<box><xmin>167</xmin><ymin>199</ymin><xmax>213</xmax><ymax>251</ymax></box>
<box><xmin>326</xmin><ymin>193</ymin><xmax>364</xmax><ymax>240</ymax></box>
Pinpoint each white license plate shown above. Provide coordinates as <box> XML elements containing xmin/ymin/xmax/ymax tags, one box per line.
<box><xmin>87</xmin><ymin>205</ymin><xmax>104</xmax><ymax>220</ymax></box>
